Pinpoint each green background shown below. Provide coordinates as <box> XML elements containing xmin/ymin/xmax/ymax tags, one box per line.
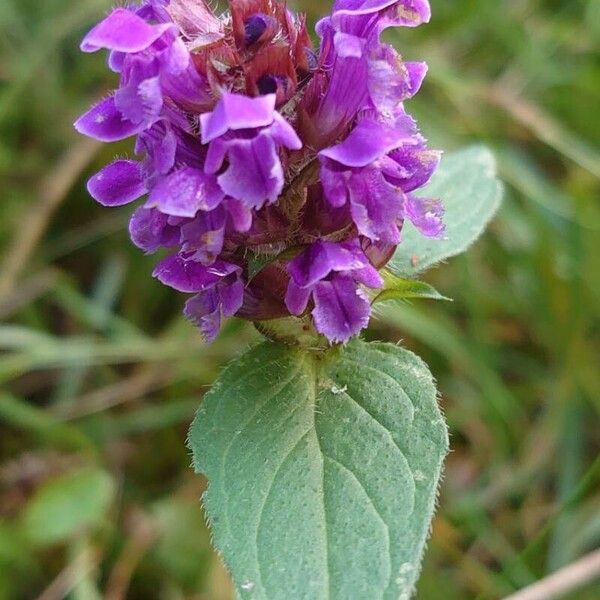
<box><xmin>0</xmin><ymin>0</ymin><xmax>598</xmax><ymax>598</ymax></box>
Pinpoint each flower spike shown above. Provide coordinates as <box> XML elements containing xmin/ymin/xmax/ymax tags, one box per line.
<box><xmin>76</xmin><ymin>0</ymin><xmax>441</xmax><ymax>344</ymax></box>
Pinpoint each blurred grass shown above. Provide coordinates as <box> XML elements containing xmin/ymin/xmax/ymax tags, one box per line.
<box><xmin>0</xmin><ymin>0</ymin><xmax>598</xmax><ymax>598</ymax></box>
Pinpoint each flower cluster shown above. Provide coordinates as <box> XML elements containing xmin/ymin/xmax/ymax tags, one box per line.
<box><xmin>76</xmin><ymin>0</ymin><xmax>443</xmax><ymax>344</ymax></box>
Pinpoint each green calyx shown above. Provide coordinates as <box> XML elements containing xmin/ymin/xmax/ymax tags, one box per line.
<box><xmin>254</xmin><ymin>315</ymin><xmax>331</xmax><ymax>350</ymax></box>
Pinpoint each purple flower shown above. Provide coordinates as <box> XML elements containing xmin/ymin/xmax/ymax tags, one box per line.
<box><xmin>320</xmin><ymin>113</ymin><xmax>443</xmax><ymax>241</ymax></box>
<box><xmin>201</xmin><ymin>93</ymin><xmax>302</xmax><ymax>210</ymax></box>
<box><xmin>129</xmin><ymin>206</ymin><xmax>180</xmax><ymax>254</ymax></box>
<box><xmin>76</xmin><ymin>0</ymin><xmax>441</xmax><ymax>344</ymax></box>
<box><xmin>184</xmin><ymin>276</ymin><xmax>244</xmax><ymax>342</ymax></box>
<box><xmin>75</xmin><ymin>5</ymin><xmax>211</xmax><ymax>141</ymax></box>
<box><xmin>300</xmin><ymin>0</ymin><xmax>431</xmax><ymax>144</ymax></box>
<box><xmin>285</xmin><ymin>240</ymin><xmax>383</xmax><ymax>343</ymax></box>
<box><xmin>153</xmin><ymin>255</ymin><xmax>244</xmax><ymax>341</ymax></box>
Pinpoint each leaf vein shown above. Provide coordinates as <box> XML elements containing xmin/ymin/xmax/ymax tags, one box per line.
<box><xmin>255</xmin><ymin>428</ymin><xmax>314</xmax><ymax>596</ymax></box>
<box><xmin>322</xmin><ymin>453</ymin><xmax>392</xmax><ymax>590</ymax></box>
<box><xmin>219</xmin><ymin>360</ymin><xmax>305</xmax><ymax>594</ymax></box>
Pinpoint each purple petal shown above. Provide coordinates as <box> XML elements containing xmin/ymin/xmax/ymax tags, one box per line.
<box><xmin>114</xmin><ymin>55</ymin><xmax>164</xmax><ymax>127</ymax></box>
<box><xmin>202</xmin><ymin>261</ymin><xmax>241</xmax><ymax>278</ymax></box>
<box><xmin>200</xmin><ymin>93</ymin><xmax>276</xmax><ymax>143</ymax></box>
<box><xmin>312</xmin><ymin>276</ymin><xmax>371</xmax><ymax>344</ymax></box>
<box><xmin>161</xmin><ymin>67</ymin><xmax>210</xmax><ymax>112</ymax></box>
<box><xmin>321</xmin><ymin>162</ymin><xmax>350</xmax><ymax>208</ymax></box>
<box><xmin>136</xmin><ymin>0</ymin><xmax>172</xmax><ymax>23</ymax></box>
<box><xmin>285</xmin><ymin>280</ymin><xmax>313</xmax><ymax>315</ymax></box>
<box><xmin>116</xmin><ymin>76</ymin><xmax>163</xmax><ymax>129</ymax></box>
<box><xmin>320</xmin><ymin>118</ymin><xmax>410</xmax><ymax>167</ymax></box>
<box><xmin>333</xmin><ymin>0</ymin><xmax>402</xmax><ymax>14</ymax></box>
<box><xmin>348</xmin><ymin>168</ymin><xmax>403</xmax><ymax>244</ymax></box>
<box><xmin>108</xmin><ymin>51</ymin><xmax>126</xmax><ymax>73</ymax></box>
<box><xmin>160</xmin><ymin>37</ymin><xmax>190</xmax><ymax>75</ymax></box>
<box><xmin>204</xmin><ymin>137</ymin><xmax>229</xmax><ymax>175</ymax></box>
<box><xmin>303</xmin><ymin>54</ymin><xmax>369</xmax><ymax>146</ymax></box>
<box><xmin>129</xmin><ymin>206</ymin><xmax>180</xmax><ymax>253</ymax></box>
<box><xmin>220</xmin><ymin>277</ymin><xmax>245</xmax><ymax>317</ymax></box>
<box><xmin>147</xmin><ymin>168</ymin><xmax>225</xmax><ymax>217</ymax></box>
<box><xmin>153</xmin><ymin>255</ymin><xmax>231</xmax><ymax>293</ymax></box>
<box><xmin>225</xmin><ymin>198</ymin><xmax>253</xmax><ymax>232</ymax></box>
<box><xmin>301</xmin><ymin>184</ymin><xmax>353</xmax><ymax>235</ymax></box>
<box><xmin>352</xmin><ymin>264</ymin><xmax>384</xmax><ymax>288</ymax></box>
<box><xmin>333</xmin><ymin>32</ymin><xmax>365</xmax><ymax>58</ymax></box>
<box><xmin>332</xmin><ymin>0</ymin><xmax>431</xmax><ymax>28</ymax></box>
<box><xmin>378</xmin><ymin>0</ymin><xmax>431</xmax><ymax>28</ymax></box>
<box><xmin>405</xmin><ymin>61</ymin><xmax>428</xmax><ymax>96</ymax></box>
<box><xmin>184</xmin><ymin>289</ymin><xmax>221</xmax><ymax>342</ymax></box>
<box><xmin>159</xmin><ymin>44</ymin><xmax>212</xmax><ymax>111</ymax></box>
<box><xmin>404</xmin><ymin>195</ymin><xmax>445</xmax><ymax>238</ymax></box>
<box><xmin>347</xmin><ymin>166</ymin><xmax>403</xmax><ymax>243</ymax></box>
<box><xmin>367</xmin><ymin>46</ymin><xmax>428</xmax><ymax>112</ymax></box>
<box><xmin>180</xmin><ymin>206</ymin><xmax>227</xmax><ymax>264</ymax></box>
<box><xmin>74</xmin><ymin>96</ymin><xmax>142</xmax><ymax>142</ymax></box>
<box><xmin>136</xmin><ymin>123</ymin><xmax>180</xmax><ymax>175</ymax></box>
<box><xmin>183</xmin><ymin>267</ymin><xmax>244</xmax><ymax>342</ymax></box>
<box><xmin>204</xmin><ymin>113</ymin><xmax>299</xmax><ymax>181</ymax></box>
<box><xmin>87</xmin><ymin>160</ymin><xmax>146</xmax><ymax>207</ymax></box>
<box><xmin>288</xmin><ymin>240</ymin><xmax>369</xmax><ymax>288</ymax></box>
<box><xmin>217</xmin><ymin>135</ymin><xmax>283</xmax><ymax>209</ymax></box>
<box><xmin>384</xmin><ymin>146</ymin><xmax>441</xmax><ymax>192</ymax></box>
<box><xmin>269</xmin><ymin>114</ymin><xmax>303</xmax><ymax>150</ymax></box>
<box><xmin>153</xmin><ymin>127</ymin><xmax>178</xmax><ymax>175</ymax></box>
<box><xmin>80</xmin><ymin>8</ymin><xmax>173</xmax><ymax>53</ymax></box>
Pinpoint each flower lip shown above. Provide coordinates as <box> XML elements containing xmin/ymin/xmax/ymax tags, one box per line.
<box><xmin>333</xmin><ymin>0</ymin><xmax>405</xmax><ymax>15</ymax></box>
<box><xmin>80</xmin><ymin>8</ymin><xmax>175</xmax><ymax>53</ymax></box>
<box><xmin>288</xmin><ymin>239</ymin><xmax>372</xmax><ymax>288</ymax></box>
<box><xmin>331</xmin><ymin>0</ymin><xmax>431</xmax><ymax>22</ymax></box>
<box><xmin>311</xmin><ymin>276</ymin><xmax>371</xmax><ymax>344</ymax></box>
<box><xmin>153</xmin><ymin>254</ymin><xmax>240</xmax><ymax>293</ymax></box>
<box><xmin>319</xmin><ymin>118</ymin><xmax>413</xmax><ymax>168</ymax></box>
<box><xmin>200</xmin><ymin>93</ymin><xmax>277</xmax><ymax>143</ymax></box>
<box><xmin>145</xmin><ymin>167</ymin><xmax>225</xmax><ymax>217</ymax></box>
<box><xmin>74</xmin><ymin>96</ymin><xmax>143</xmax><ymax>142</ymax></box>
<box><xmin>87</xmin><ymin>160</ymin><xmax>146</xmax><ymax>207</ymax></box>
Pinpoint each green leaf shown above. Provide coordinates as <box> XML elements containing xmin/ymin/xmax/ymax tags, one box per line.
<box><xmin>373</xmin><ymin>270</ymin><xmax>452</xmax><ymax>304</ymax></box>
<box><xmin>389</xmin><ymin>145</ymin><xmax>503</xmax><ymax>277</ymax></box>
<box><xmin>189</xmin><ymin>340</ymin><xmax>448</xmax><ymax>599</ymax></box>
<box><xmin>22</xmin><ymin>467</ymin><xmax>115</xmax><ymax>546</ymax></box>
